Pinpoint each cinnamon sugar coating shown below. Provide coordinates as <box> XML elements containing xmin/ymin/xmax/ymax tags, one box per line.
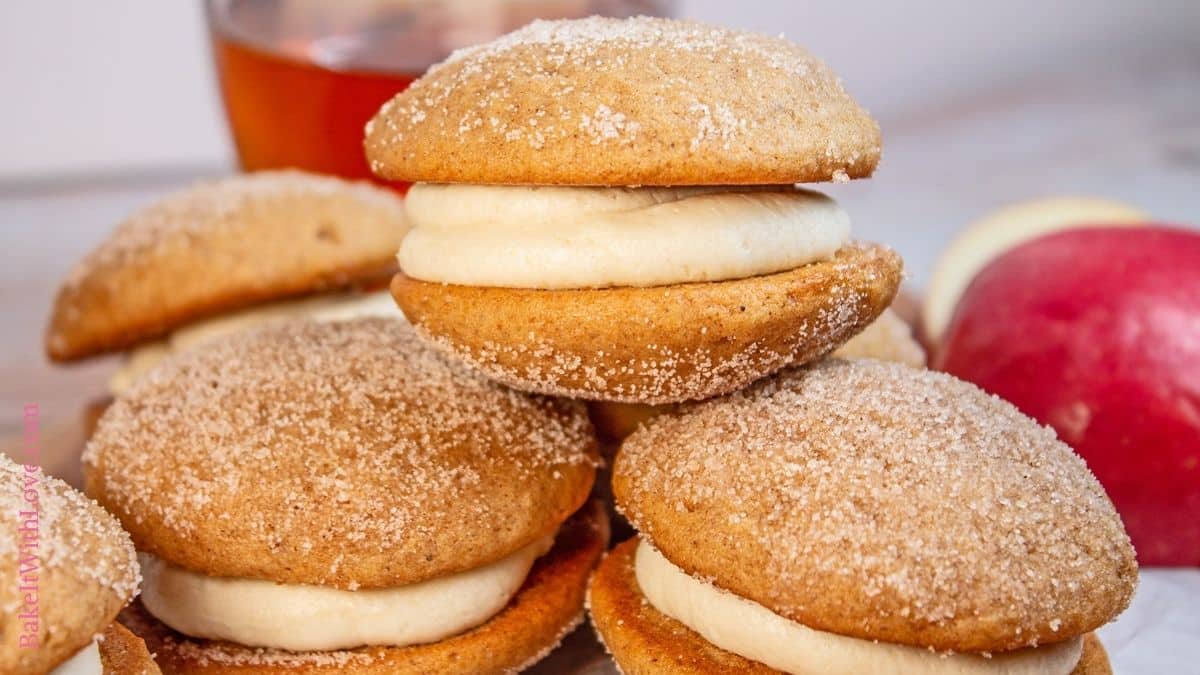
<box><xmin>365</xmin><ymin>17</ymin><xmax>880</xmax><ymax>186</ymax></box>
<box><xmin>122</xmin><ymin>501</ymin><xmax>609</xmax><ymax>674</ymax></box>
<box><xmin>587</xmin><ymin>305</ymin><xmax>924</xmax><ymax>442</ymax></box>
<box><xmin>392</xmin><ymin>243</ymin><xmax>901</xmax><ymax>404</ymax></box>
<box><xmin>84</xmin><ymin>318</ymin><xmax>598</xmax><ymax>589</ymax></box>
<box><xmin>613</xmin><ymin>360</ymin><xmax>1137</xmax><ymax>653</ymax></box>
<box><xmin>587</xmin><ymin>538</ymin><xmax>1112</xmax><ymax>675</ymax></box>
<box><xmin>0</xmin><ymin>456</ymin><xmax>141</xmax><ymax>674</ymax></box>
<box><xmin>46</xmin><ymin>170</ymin><xmax>407</xmax><ymax>361</ymax></box>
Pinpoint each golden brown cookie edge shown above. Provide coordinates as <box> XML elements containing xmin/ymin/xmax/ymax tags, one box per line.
<box><xmin>392</xmin><ymin>243</ymin><xmax>902</xmax><ymax>404</ymax></box>
<box><xmin>122</xmin><ymin>501</ymin><xmax>609</xmax><ymax>675</ymax></box>
<box><xmin>101</xmin><ymin>620</ymin><xmax>163</xmax><ymax>675</ymax></box>
<box><xmin>588</xmin><ymin>539</ymin><xmax>1111</xmax><ymax>675</ymax></box>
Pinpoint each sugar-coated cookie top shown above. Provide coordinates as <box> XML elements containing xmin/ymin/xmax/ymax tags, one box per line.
<box><xmin>366</xmin><ymin>17</ymin><xmax>880</xmax><ymax>186</ymax></box>
<box><xmin>85</xmin><ymin>318</ymin><xmax>598</xmax><ymax>590</ymax></box>
<box><xmin>46</xmin><ymin>170</ymin><xmax>408</xmax><ymax>361</ymax></box>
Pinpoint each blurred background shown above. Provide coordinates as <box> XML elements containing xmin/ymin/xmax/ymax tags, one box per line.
<box><xmin>1</xmin><ymin>3</ymin><xmax>1198</xmax><ymax>670</ymax></box>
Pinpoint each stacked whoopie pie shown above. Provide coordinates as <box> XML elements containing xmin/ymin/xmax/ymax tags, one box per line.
<box><xmin>363</xmin><ymin>15</ymin><xmax>1139</xmax><ymax>675</ymax></box>
<box><xmin>0</xmin><ymin>455</ymin><xmax>157</xmax><ymax>674</ymax></box>
<box><xmin>45</xmin><ymin>169</ymin><xmax>409</xmax><ymax>429</ymax></box>
<box><xmin>366</xmin><ymin>18</ymin><xmax>903</xmax><ymax>406</ymax></box>
<box><xmin>85</xmin><ymin>319</ymin><xmax>606</xmax><ymax>674</ymax></box>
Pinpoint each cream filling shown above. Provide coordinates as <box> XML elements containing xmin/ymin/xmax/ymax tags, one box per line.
<box><xmin>634</xmin><ymin>541</ymin><xmax>1082</xmax><ymax>675</ymax></box>
<box><xmin>50</xmin><ymin>639</ymin><xmax>101</xmax><ymax>675</ymax></box>
<box><xmin>139</xmin><ymin>534</ymin><xmax>553</xmax><ymax>652</ymax></box>
<box><xmin>109</xmin><ymin>289</ymin><xmax>400</xmax><ymax>395</ymax></box>
<box><xmin>399</xmin><ymin>183</ymin><xmax>850</xmax><ymax>289</ymax></box>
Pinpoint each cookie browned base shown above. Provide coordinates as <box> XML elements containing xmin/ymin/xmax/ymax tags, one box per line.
<box><xmin>123</xmin><ymin>502</ymin><xmax>609</xmax><ymax>674</ymax></box>
<box><xmin>588</xmin><ymin>539</ymin><xmax>1111</xmax><ymax>675</ymax></box>
<box><xmin>585</xmin><ymin>303</ymin><xmax>924</xmax><ymax>442</ymax></box>
<box><xmin>393</xmin><ymin>243</ymin><xmax>902</xmax><ymax>404</ymax></box>
<box><xmin>102</xmin><ymin>620</ymin><xmax>162</xmax><ymax>674</ymax></box>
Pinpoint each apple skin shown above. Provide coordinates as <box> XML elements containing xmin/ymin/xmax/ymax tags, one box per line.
<box><xmin>922</xmin><ymin>197</ymin><xmax>1146</xmax><ymax>347</ymax></box>
<box><xmin>935</xmin><ymin>225</ymin><xmax>1200</xmax><ymax>566</ymax></box>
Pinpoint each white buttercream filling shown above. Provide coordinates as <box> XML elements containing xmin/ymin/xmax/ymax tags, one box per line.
<box><xmin>399</xmin><ymin>183</ymin><xmax>850</xmax><ymax>289</ymax></box>
<box><xmin>109</xmin><ymin>289</ymin><xmax>400</xmax><ymax>395</ymax></box>
<box><xmin>139</xmin><ymin>534</ymin><xmax>553</xmax><ymax>652</ymax></box>
<box><xmin>50</xmin><ymin>639</ymin><xmax>101</xmax><ymax>675</ymax></box>
<box><xmin>634</xmin><ymin>541</ymin><xmax>1082</xmax><ymax>675</ymax></box>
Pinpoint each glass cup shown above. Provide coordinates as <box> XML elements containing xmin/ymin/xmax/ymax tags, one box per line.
<box><xmin>205</xmin><ymin>0</ymin><xmax>674</xmax><ymax>187</ymax></box>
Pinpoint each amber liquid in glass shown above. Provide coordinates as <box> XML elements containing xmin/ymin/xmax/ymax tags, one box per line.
<box><xmin>212</xmin><ymin>35</ymin><xmax>418</xmax><ymax>187</ymax></box>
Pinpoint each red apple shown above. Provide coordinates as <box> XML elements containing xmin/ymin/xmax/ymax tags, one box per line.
<box><xmin>922</xmin><ymin>197</ymin><xmax>1147</xmax><ymax>349</ymax></box>
<box><xmin>936</xmin><ymin>226</ymin><xmax>1200</xmax><ymax>566</ymax></box>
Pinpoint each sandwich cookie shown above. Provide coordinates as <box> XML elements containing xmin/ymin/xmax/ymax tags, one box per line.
<box><xmin>366</xmin><ymin>17</ymin><xmax>902</xmax><ymax>404</ymax></box>
<box><xmin>84</xmin><ymin>318</ymin><xmax>605</xmax><ymax>673</ymax></box>
<box><xmin>587</xmin><ymin>306</ymin><xmax>925</xmax><ymax>443</ymax></box>
<box><xmin>0</xmin><ymin>456</ymin><xmax>157</xmax><ymax>674</ymax></box>
<box><xmin>46</xmin><ymin>170</ymin><xmax>409</xmax><ymax>398</ymax></box>
<box><xmin>592</xmin><ymin>359</ymin><xmax>1137</xmax><ymax>674</ymax></box>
